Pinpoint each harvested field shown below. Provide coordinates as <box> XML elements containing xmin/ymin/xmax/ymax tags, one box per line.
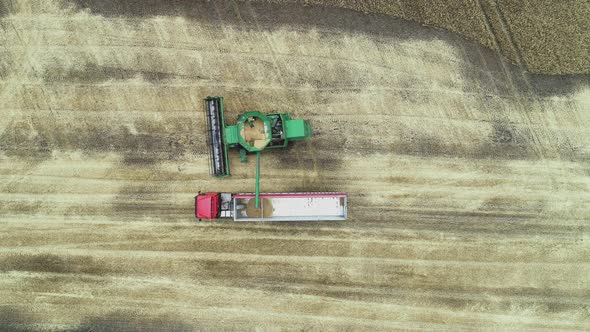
<box><xmin>1</xmin><ymin>0</ymin><xmax>589</xmax><ymax>330</ymax></box>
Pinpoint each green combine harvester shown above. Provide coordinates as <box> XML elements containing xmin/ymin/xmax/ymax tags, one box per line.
<box><xmin>204</xmin><ymin>96</ymin><xmax>312</xmax><ymax>208</ymax></box>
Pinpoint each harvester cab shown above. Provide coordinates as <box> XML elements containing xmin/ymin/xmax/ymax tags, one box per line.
<box><xmin>204</xmin><ymin>96</ymin><xmax>312</xmax><ymax>208</ymax></box>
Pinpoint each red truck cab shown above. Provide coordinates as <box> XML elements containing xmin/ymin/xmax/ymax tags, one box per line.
<box><xmin>195</xmin><ymin>192</ymin><xmax>220</xmax><ymax>219</ymax></box>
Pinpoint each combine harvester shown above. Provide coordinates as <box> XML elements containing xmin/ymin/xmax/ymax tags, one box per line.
<box><xmin>196</xmin><ymin>96</ymin><xmax>347</xmax><ymax>221</ymax></box>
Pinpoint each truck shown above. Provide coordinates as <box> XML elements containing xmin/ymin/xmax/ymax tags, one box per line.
<box><xmin>195</xmin><ymin>192</ymin><xmax>347</xmax><ymax>221</ymax></box>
